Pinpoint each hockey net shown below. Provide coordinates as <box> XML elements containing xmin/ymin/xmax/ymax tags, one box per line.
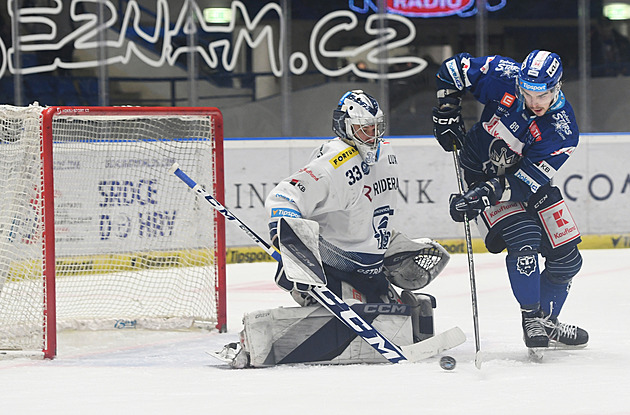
<box><xmin>0</xmin><ymin>105</ymin><xmax>226</xmax><ymax>358</ymax></box>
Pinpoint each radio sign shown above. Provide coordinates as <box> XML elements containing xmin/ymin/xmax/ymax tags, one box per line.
<box><xmin>350</xmin><ymin>0</ymin><xmax>506</xmax><ymax>17</ymax></box>
<box><xmin>387</xmin><ymin>0</ymin><xmax>475</xmax><ymax>17</ymax></box>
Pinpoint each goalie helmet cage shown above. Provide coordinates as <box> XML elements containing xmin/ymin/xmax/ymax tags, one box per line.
<box><xmin>0</xmin><ymin>105</ymin><xmax>226</xmax><ymax>359</ymax></box>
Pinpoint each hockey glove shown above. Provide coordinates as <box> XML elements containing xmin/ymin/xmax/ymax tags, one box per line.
<box><xmin>449</xmin><ymin>177</ymin><xmax>504</xmax><ymax>222</ymax></box>
<box><xmin>432</xmin><ymin>106</ymin><xmax>466</xmax><ymax>152</ymax></box>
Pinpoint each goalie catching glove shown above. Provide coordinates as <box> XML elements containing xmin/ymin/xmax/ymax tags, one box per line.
<box><xmin>449</xmin><ymin>177</ymin><xmax>504</xmax><ymax>222</ymax></box>
<box><xmin>383</xmin><ymin>231</ymin><xmax>450</xmax><ymax>290</ymax></box>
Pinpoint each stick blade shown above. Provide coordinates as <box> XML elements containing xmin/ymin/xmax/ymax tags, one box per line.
<box><xmin>400</xmin><ymin>327</ymin><xmax>466</xmax><ymax>362</ymax></box>
<box><xmin>475</xmin><ymin>350</ymin><xmax>485</xmax><ymax>369</ymax></box>
<box><xmin>278</xmin><ymin>217</ymin><xmax>327</xmax><ymax>286</ymax></box>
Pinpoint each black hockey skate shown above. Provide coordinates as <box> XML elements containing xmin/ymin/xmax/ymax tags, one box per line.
<box><xmin>522</xmin><ymin>310</ymin><xmax>549</xmax><ymax>348</ymax></box>
<box><xmin>541</xmin><ymin>316</ymin><xmax>588</xmax><ymax>348</ymax></box>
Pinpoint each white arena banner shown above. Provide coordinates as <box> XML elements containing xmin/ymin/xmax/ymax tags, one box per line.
<box><xmin>53</xmin><ymin>141</ymin><xmax>212</xmax><ymax>256</ymax></box>
<box><xmin>222</xmin><ymin>134</ymin><xmax>630</xmax><ymax>248</ymax></box>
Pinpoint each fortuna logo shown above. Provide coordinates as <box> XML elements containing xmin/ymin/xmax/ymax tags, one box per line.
<box><xmin>553</xmin><ymin>209</ymin><xmax>569</xmax><ymax>227</ymax></box>
<box><xmin>329</xmin><ymin>147</ymin><xmax>359</xmax><ymax>168</ymax></box>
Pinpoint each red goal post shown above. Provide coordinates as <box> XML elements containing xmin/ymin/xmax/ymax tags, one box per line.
<box><xmin>0</xmin><ymin>105</ymin><xmax>226</xmax><ymax>359</ymax></box>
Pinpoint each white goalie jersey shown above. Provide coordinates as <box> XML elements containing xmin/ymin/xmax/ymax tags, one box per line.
<box><xmin>266</xmin><ymin>137</ymin><xmax>400</xmax><ymax>273</ymax></box>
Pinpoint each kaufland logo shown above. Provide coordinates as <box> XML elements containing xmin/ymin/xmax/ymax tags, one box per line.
<box><xmin>386</xmin><ymin>0</ymin><xmax>475</xmax><ymax>17</ymax></box>
<box><xmin>553</xmin><ymin>210</ymin><xmax>569</xmax><ymax>227</ymax></box>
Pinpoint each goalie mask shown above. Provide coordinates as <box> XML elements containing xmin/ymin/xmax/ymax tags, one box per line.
<box><xmin>332</xmin><ymin>90</ymin><xmax>386</xmax><ymax>165</ymax></box>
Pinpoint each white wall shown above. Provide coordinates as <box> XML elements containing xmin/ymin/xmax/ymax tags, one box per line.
<box><xmin>222</xmin><ymin>134</ymin><xmax>630</xmax><ymax>247</ymax></box>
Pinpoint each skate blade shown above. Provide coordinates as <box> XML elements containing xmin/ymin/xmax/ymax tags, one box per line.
<box><xmin>548</xmin><ymin>340</ymin><xmax>588</xmax><ymax>350</ymax></box>
<box><xmin>528</xmin><ymin>347</ymin><xmax>545</xmax><ymax>362</ymax></box>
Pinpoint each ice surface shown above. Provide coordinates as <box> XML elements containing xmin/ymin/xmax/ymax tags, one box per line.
<box><xmin>1</xmin><ymin>250</ymin><xmax>629</xmax><ymax>414</ymax></box>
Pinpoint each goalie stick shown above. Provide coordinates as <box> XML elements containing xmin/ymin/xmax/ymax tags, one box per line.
<box><xmin>169</xmin><ymin>163</ymin><xmax>465</xmax><ymax>364</ymax></box>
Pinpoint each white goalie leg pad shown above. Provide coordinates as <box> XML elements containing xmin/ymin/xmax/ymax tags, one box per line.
<box><xmin>240</xmin><ymin>304</ymin><xmax>413</xmax><ymax>367</ymax></box>
<box><xmin>383</xmin><ymin>230</ymin><xmax>451</xmax><ymax>290</ymax></box>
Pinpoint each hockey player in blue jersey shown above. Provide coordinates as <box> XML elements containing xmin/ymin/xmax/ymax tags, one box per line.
<box><xmin>432</xmin><ymin>50</ymin><xmax>588</xmax><ymax>350</ymax></box>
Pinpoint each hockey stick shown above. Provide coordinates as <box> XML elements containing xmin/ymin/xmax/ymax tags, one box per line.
<box><xmin>170</xmin><ymin>163</ymin><xmax>465</xmax><ymax>364</ymax></box>
<box><xmin>452</xmin><ymin>149</ymin><xmax>483</xmax><ymax>369</ymax></box>
<box><xmin>169</xmin><ymin>163</ymin><xmax>404</xmax><ymax>362</ymax></box>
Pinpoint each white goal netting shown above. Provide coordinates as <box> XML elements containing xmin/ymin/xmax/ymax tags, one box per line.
<box><xmin>0</xmin><ymin>105</ymin><xmax>225</xmax><ymax>358</ymax></box>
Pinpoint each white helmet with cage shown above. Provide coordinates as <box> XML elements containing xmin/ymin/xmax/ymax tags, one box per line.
<box><xmin>332</xmin><ymin>90</ymin><xmax>386</xmax><ymax>165</ymax></box>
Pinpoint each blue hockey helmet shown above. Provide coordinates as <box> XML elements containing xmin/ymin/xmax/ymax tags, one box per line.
<box><xmin>332</xmin><ymin>90</ymin><xmax>386</xmax><ymax>165</ymax></box>
<box><xmin>517</xmin><ymin>50</ymin><xmax>563</xmax><ymax>99</ymax></box>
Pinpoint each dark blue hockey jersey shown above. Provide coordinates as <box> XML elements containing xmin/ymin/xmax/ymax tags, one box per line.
<box><xmin>436</xmin><ymin>53</ymin><xmax>579</xmax><ymax>202</ymax></box>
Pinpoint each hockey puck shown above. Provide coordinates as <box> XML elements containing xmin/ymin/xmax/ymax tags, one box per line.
<box><xmin>439</xmin><ymin>355</ymin><xmax>456</xmax><ymax>370</ymax></box>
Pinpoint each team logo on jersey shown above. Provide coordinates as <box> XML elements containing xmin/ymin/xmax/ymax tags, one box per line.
<box><xmin>500</xmin><ymin>92</ymin><xmax>516</xmax><ymax>108</ymax></box>
<box><xmin>372</xmin><ymin>205</ymin><xmax>394</xmax><ymax>250</ymax></box>
<box><xmin>486</xmin><ymin>138</ymin><xmax>519</xmax><ymax>175</ymax></box>
<box><xmin>361</xmin><ymin>161</ymin><xmax>371</xmax><ymax>175</ymax></box>
<box><xmin>551</xmin><ymin>111</ymin><xmax>573</xmax><ymax>139</ymax></box>
<box><xmin>495</xmin><ymin>60</ymin><xmax>520</xmax><ymax>78</ymax></box>
<box><xmin>329</xmin><ymin>147</ymin><xmax>359</xmax><ymax>168</ymax></box>
<box><xmin>516</xmin><ymin>248</ymin><xmax>537</xmax><ymax>277</ymax></box>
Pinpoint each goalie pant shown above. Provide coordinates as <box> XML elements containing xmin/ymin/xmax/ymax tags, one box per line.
<box><xmin>237</xmin><ymin>300</ymin><xmax>434</xmax><ymax>367</ymax></box>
